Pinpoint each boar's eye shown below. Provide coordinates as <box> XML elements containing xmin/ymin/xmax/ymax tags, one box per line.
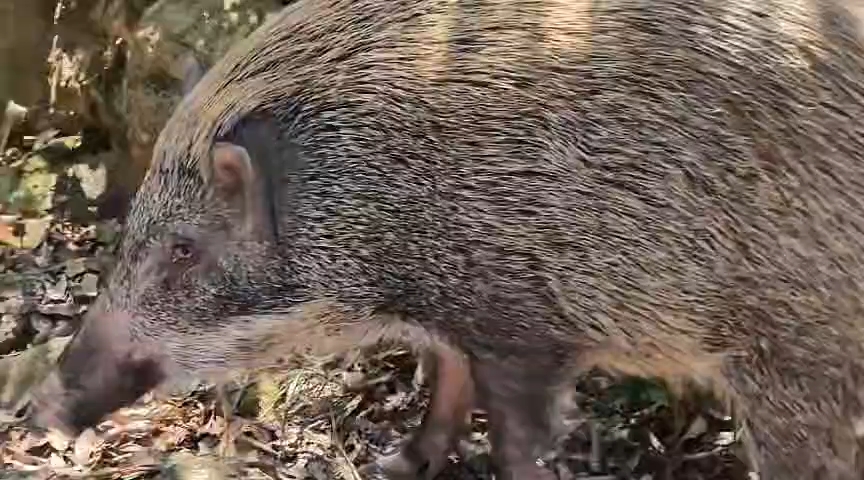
<box><xmin>170</xmin><ymin>239</ymin><xmax>196</xmax><ymax>264</ymax></box>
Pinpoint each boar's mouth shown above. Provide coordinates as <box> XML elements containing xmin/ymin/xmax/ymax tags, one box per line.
<box><xmin>29</xmin><ymin>313</ymin><xmax>167</xmax><ymax>436</ymax></box>
<box><xmin>31</xmin><ymin>357</ymin><xmax>164</xmax><ymax>436</ymax></box>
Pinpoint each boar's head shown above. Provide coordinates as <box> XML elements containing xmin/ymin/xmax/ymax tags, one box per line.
<box><xmin>27</xmin><ymin>57</ymin><xmax>313</xmax><ymax>436</ymax></box>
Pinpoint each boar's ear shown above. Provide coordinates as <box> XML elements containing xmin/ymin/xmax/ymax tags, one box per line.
<box><xmin>210</xmin><ymin>141</ymin><xmax>277</xmax><ymax>240</ymax></box>
<box><xmin>209</xmin><ymin>114</ymin><xmax>288</xmax><ymax>241</ymax></box>
<box><xmin>212</xmin><ymin>142</ymin><xmax>252</xmax><ymax>196</ymax></box>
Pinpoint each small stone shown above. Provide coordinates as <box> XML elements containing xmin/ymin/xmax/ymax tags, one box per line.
<box><xmin>78</xmin><ymin>273</ymin><xmax>99</xmax><ymax>297</ymax></box>
<box><xmin>64</xmin><ymin>257</ymin><xmax>88</xmax><ymax>278</ymax></box>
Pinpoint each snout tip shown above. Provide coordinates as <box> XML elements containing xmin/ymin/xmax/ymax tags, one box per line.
<box><xmin>26</xmin><ymin>372</ymin><xmax>82</xmax><ymax>438</ymax></box>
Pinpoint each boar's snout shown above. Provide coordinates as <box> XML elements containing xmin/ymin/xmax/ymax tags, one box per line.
<box><xmin>28</xmin><ymin>311</ymin><xmax>166</xmax><ymax>436</ymax></box>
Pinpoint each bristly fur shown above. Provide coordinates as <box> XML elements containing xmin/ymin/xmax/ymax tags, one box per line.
<box><xmin>32</xmin><ymin>1</ymin><xmax>864</xmax><ymax>479</ymax></box>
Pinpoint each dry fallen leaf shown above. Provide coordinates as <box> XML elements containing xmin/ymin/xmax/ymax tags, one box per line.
<box><xmin>16</xmin><ymin>431</ymin><xmax>49</xmax><ymax>453</ymax></box>
<box><xmin>71</xmin><ymin>428</ymin><xmax>100</xmax><ymax>466</ymax></box>
<box><xmin>682</xmin><ymin>415</ymin><xmax>708</xmax><ymax>441</ymax></box>
<box><xmin>154</xmin><ymin>425</ymin><xmax>191</xmax><ymax>452</ymax></box>
<box><xmin>198</xmin><ymin>414</ymin><xmax>227</xmax><ymax>437</ymax></box>
<box><xmin>44</xmin><ymin>428</ymin><xmax>71</xmax><ymax>452</ymax></box>
<box><xmin>47</xmin><ymin>452</ymin><xmax>67</xmax><ymax>468</ymax></box>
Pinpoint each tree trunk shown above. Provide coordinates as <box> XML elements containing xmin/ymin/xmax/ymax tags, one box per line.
<box><xmin>0</xmin><ymin>0</ymin><xmax>57</xmax><ymax>109</ymax></box>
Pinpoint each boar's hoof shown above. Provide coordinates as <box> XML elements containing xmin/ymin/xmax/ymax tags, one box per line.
<box><xmin>359</xmin><ymin>450</ymin><xmax>434</xmax><ymax>480</ymax></box>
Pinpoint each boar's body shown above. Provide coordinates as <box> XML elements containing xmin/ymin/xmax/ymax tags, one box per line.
<box><xmin>30</xmin><ymin>0</ymin><xmax>864</xmax><ymax>479</ymax></box>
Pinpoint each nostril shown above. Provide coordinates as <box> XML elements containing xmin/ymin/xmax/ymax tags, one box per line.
<box><xmin>14</xmin><ymin>399</ymin><xmax>32</xmax><ymax>421</ymax></box>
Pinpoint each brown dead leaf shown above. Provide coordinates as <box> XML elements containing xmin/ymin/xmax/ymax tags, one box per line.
<box><xmin>198</xmin><ymin>414</ymin><xmax>226</xmax><ymax>437</ymax></box>
<box><xmin>153</xmin><ymin>425</ymin><xmax>191</xmax><ymax>452</ymax></box>
<box><xmin>71</xmin><ymin>428</ymin><xmax>101</xmax><ymax>466</ymax></box>
<box><xmin>0</xmin><ymin>218</ymin><xmax>52</xmax><ymax>249</ymax></box>
<box><xmin>0</xmin><ymin>223</ymin><xmax>18</xmax><ymax>247</ymax></box>
<box><xmin>5</xmin><ymin>447</ymin><xmax>45</xmax><ymax>468</ymax></box>
<box><xmin>104</xmin><ymin>418</ymin><xmax>154</xmax><ymax>435</ymax></box>
<box><xmin>44</xmin><ymin>428</ymin><xmax>71</xmax><ymax>452</ymax></box>
<box><xmin>16</xmin><ymin>431</ymin><xmax>49</xmax><ymax>453</ymax></box>
<box><xmin>47</xmin><ymin>452</ymin><xmax>67</xmax><ymax>468</ymax></box>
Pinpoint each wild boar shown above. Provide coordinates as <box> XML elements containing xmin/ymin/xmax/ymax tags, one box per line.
<box><xmin>29</xmin><ymin>0</ymin><xmax>864</xmax><ymax>479</ymax></box>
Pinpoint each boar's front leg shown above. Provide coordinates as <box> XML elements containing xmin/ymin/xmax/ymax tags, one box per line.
<box><xmin>365</xmin><ymin>342</ymin><xmax>475</xmax><ymax>480</ymax></box>
<box><xmin>472</xmin><ymin>355</ymin><xmax>560</xmax><ymax>480</ymax></box>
